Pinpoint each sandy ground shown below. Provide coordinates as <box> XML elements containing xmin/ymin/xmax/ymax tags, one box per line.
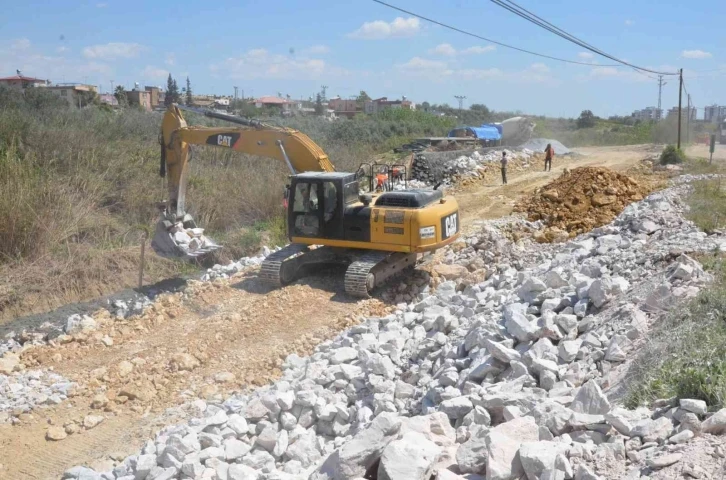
<box><xmin>0</xmin><ymin>144</ymin><xmax>656</xmax><ymax>479</ymax></box>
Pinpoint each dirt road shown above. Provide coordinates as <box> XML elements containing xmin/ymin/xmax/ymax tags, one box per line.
<box><xmin>0</xmin><ymin>144</ymin><xmax>654</xmax><ymax>479</ymax></box>
<box><xmin>455</xmin><ymin>144</ymin><xmax>658</xmax><ymax>233</ymax></box>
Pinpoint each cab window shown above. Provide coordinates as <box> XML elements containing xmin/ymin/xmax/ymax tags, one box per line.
<box><xmin>293</xmin><ymin>183</ymin><xmax>318</xmax><ymax>212</ymax></box>
<box><xmin>343</xmin><ymin>181</ymin><xmax>359</xmax><ymax>204</ymax></box>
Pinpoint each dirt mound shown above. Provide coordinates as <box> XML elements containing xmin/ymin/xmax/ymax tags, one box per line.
<box><xmin>515</xmin><ymin>166</ymin><xmax>650</xmax><ymax>237</ymax></box>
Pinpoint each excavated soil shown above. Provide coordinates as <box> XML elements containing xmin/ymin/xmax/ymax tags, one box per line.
<box><xmin>514</xmin><ymin>166</ymin><xmax>653</xmax><ymax>239</ymax></box>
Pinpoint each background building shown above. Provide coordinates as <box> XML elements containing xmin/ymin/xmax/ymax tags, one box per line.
<box><xmin>631</xmin><ymin>106</ymin><xmax>662</xmax><ymax>122</ymax></box>
<box><xmin>126</xmin><ymin>89</ymin><xmax>152</xmax><ymax>111</ymax></box>
<box><xmin>704</xmin><ymin>105</ymin><xmax>726</xmax><ymax>123</ymax></box>
<box><xmin>0</xmin><ymin>74</ymin><xmax>49</xmax><ymax>90</ymax></box>
<box><xmin>47</xmin><ymin>84</ymin><xmax>98</xmax><ymax>107</ymax></box>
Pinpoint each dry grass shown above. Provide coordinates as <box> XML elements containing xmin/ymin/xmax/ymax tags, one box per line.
<box><xmin>0</xmin><ymin>89</ymin><xmax>453</xmax><ymax>319</ymax></box>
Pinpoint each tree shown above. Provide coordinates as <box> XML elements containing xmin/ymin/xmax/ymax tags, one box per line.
<box><xmin>576</xmin><ymin>110</ymin><xmax>596</xmax><ymax>129</ymax></box>
<box><xmin>165</xmin><ymin>74</ymin><xmax>181</xmax><ymax>106</ymax></box>
<box><xmin>185</xmin><ymin>77</ymin><xmax>193</xmax><ymax>105</ymax></box>
<box><xmin>356</xmin><ymin>90</ymin><xmax>371</xmax><ymax>109</ymax></box>
<box><xmin>172</xmin><ymin>79</ymin><xmax>180</xmax><ymax>103</ymax></box>
<box><xmin>114</xmin><ymin>85</ymin><xmax>128</xmax><ymax>107</ymax></box>
<box><xmin>314</xmin><ymin>93</ymin><xmax>324</xmax><ymax>115</ymax></box>
<box><xmin>420</xmin><ymin>101</ymin><xmax>431</xmax><ymax>111</ymax></box>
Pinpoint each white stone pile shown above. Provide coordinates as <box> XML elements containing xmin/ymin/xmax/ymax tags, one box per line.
<box><xmin>0</xmin><ymin>369</ymin><xmax>76</xmax><ymax>423</ymax></box>
<box><xmin>201</xmin><ymin>246</ymin><xmax>281</xmax><ymax>282</ymax></box>
<box><xmin>172</xmin><ymin>226</ymin><xmax>217</xmax><ymax>254</ymax></box>
<box><xmin>412</xmin><ymin>149</ymin><xmax>535</xmax><ymax>185</ymax></box>
<box><xmin>64</xmin><ymin>177</ymin><xmax>726</xmax><ymax>480</ymax></box>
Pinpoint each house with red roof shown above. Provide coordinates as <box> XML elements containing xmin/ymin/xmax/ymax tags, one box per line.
<box><xmin>0</xmin><ymin>74</ymin><xmax>49</xmax><ymax>90</ymax></box>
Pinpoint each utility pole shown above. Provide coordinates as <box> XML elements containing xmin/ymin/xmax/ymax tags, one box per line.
<box><xmin>233</xmin><ymin>86</ymin><xmax>238</xmax><ymax>107</ymax></box>
<box><xmin>686</xmin><ymin>94</ymin><xmax>691</xmax><ymax>145</ymax></box>
<box><xmin>454</xmin><ymin>95</ymin><xmax>466</xmax><ymax>113</ymax></box>
<box><xmin>657</xmin><ymin>75</ymin><xmax>666</xmax><ymax>121</ymax></box>
<box><xmin>320</xmin><ymin>85</ymin><xmax>328</xmax><ymax>102</ymax></box>
<box><xmin>677</xmin><ymin>68</ymin><xmax>683</xmax><ymax>150</ymax></box>
<box><xmin>110</xmin><ymin>80</ymin><xmax>114</xmax><ymax>94</ymax></box>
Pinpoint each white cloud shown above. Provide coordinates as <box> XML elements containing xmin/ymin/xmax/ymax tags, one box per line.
<box><xmin>82</xmin><ymin>42</ymin><xmax>145</xmax><ymax>60</ymax></box>
<box><xmin>590</xmin><ymin>66</ymin><xmax>620</xmax><ymax>77</ymax></box>
<box><xmin>429</xmin><ymin>43</ymin><xmax>456</xmax><ymax>56</ymax></box>
<box><xmin>347</xmin><ymin>17</ymin><xmax>420</xmax><ymax>39</ymax></box>
<box><xmin>210</xmin><ymin>48</ymin><xmax>349</xmax><ymax>80</ymax></box>
<box><xmin>461</xmin><ymin>45</ymin><xmax>496</xmax><ymax>55</ymax></box>
<box><xmin>578</xmin><ymin>52</ymin><xmax>594</xmax><ymax>59</ymax></box>
<box><xmin>529</xmin><ymin>63</ymin><xmax>550</xmax><ymax>74</ymax></box>
<box><xmin>141</xmin><ymin>66</ymin><xmax>169</xmax><ymax>79</ymax></box>
<box><xmin>96</xmin><ymin>2</ymin><xmax>108</xmax><ymax>7</ymax></box>
<box><xmin>457</xmin><ymin>68</ymin><xmax>503</xmax><ymax>79</ymax></box>
<box><xmin>428</xmin><ymin>44</ymin><xmax>495</xmax><ymax>56</ymax></box>
<box><xmin>681</xmin><ymin>49</ymin><xmax>712</xmax><ymax>59</ymax></box>
<box><xmin>303</xmin><ymin>45</ymin><xmax>330</xmax><ymax>55</ymax></box>
<box><xmin>165</xmin><ymin>53</ymin><xmax>175</xmax><ymax>66</ymax></box>
<box><xmin>398</xmin><ymin>56</ymin><xmax>448</xmax><ymax>71</ymax></box>
<box><xmin>0</xmin><ymin>39</ymin><xmax>113</xmax><ymax>83</ymax></box>
<box><xmin>57</xmin><ymin>46</ymin><xmax>70</xmax><ymax>54</ymax></box>
<box><xmin>11</xmin><ymin>38</ymin><xmax>31</xmax><ymax>51</ymax></box>
<box><xmin>624</xmin><ymin>19</ymin><xmax>634</xmax><ymax>26</ymax></box>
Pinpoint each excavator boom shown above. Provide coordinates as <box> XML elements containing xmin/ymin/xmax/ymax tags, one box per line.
<box><xmin>153</xmin><ymin>104</ymin><xmax>334</xmax><ymax>260</ymax></box>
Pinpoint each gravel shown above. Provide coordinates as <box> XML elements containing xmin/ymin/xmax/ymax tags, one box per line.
<box><xmin>54</xmin><ymin>174</ymin><xmax>726</xmax><ymax>479</ymax></box>
<box><xmin>518</xmin><ymin>138</ymin><xmax>571</xmax><ymax>155</ymax></box>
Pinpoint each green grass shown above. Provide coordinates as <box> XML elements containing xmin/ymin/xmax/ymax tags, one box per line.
<box><xmin>686</xmin><ymin>179</ymin><xmax>726</xmax><ymax>233</ymax></box>
<box><xmin>625</xmin><ymin>164</ymin><xmax>726</xmax><ymax>409</ymax></box>
<box><xmin>660</xmin><ymin>144</ymin><xmax>686</xmax><ymax>165</ymax></box>
<box><xmin>625</xmin><ymin>255</ymin><xmax>726</xmax><ymax>409</ymax></box>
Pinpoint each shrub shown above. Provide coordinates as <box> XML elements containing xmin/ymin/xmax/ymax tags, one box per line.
<box><xmin>659</xmin><ymin>144</ymin><xmax>686</xmax><ymax>165</ymax></box>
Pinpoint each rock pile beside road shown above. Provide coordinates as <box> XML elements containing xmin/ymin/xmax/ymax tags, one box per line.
<box><xmin>412</xmin><ymin>149</ymin><xmax>536</xmax><ymax>185</ymax></box>
<box><xmin>64</xmin><ymin>176</ymin><xmax>726</xmax><ymax>480</ymax></box>
<box><xmin>515</xmin><ymin>167</ymin><xmax>652</xmax><ymax>238</ymax></box>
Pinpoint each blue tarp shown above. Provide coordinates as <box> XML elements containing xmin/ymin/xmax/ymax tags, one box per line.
<box><xmin>482</xmin><ymin>123</ymin><xmax>503</xmax><ymax>135</ymax></box>
<box><xmin>447</xmin><ymin>126</ymin><xmax>502</xmax><ymax>141</ymax></box>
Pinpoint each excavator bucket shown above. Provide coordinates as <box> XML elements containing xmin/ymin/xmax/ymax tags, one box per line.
<box><xmin>151</xmin><ymin>219</ymin><xmax>221</xmax><ymax>261</ymax></box>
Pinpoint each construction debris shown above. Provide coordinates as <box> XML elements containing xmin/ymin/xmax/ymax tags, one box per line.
<box><xmin>58</xmin><ymin>175</ymin><xmax>726</xmax><ymax>480</ymax></box>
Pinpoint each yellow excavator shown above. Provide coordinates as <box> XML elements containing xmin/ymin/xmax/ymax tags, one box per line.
<box><xmin>152</xmin><ymin>104</ymin><xmax>460</xmax><ymax>297</ymax></box>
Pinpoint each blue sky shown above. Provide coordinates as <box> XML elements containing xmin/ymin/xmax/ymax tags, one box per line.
<box><xmin>0</xmin><ymin>0</ymin><xmax>723</xmax><ymax>117</ymax></box>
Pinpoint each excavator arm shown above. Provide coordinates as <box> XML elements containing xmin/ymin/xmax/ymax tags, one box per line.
<box><xmin>153</xmin><ymin>104</ymin><xmax>335</xmax><ymax>259</ymax></box>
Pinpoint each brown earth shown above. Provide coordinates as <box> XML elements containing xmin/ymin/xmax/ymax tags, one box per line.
<box><xmin>0</xmin><ymin>144</ymin><xmax>660</xmax><ymax>479</ymax></box>
<box><xmin>513</xmin><ymin>166</ymin><xmax>652</xmax><ymax>237</ymax></box>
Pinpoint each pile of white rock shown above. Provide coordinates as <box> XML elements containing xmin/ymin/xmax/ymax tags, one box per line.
<box><xmin>64</xmin><ymin>177</ymin><xmax>726</xmax><ymax>480</ymax></box>
<box><xmin>412</xmin><ymin>149</ymin><xmax>535</xmax><ymax>185</ymax></box>
<box><xmin>172</xmin><ymin>225</ymin><xmax>217</xmax><ymax>254</ymax></box>
<box><xmin>201</xmin><ymin>247</ymin><xmax>282</xmax><ymax>282</ymax></box>
<box><xmin>0</xmin><ymin>369</ymin><xmax>76</xmax><ymax>424</ymax></box>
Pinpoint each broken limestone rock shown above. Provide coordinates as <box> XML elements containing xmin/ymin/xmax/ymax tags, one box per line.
<box><xmin>377</xmin><ymin>432</ymin><xmax>441</xmax><ymax>480</ymax></box>
<box><xmin>570</xmin><ymin>381</ymin><xmax>610</xmax><ymax>415</ymax></box>
<box><xmin>485</xmin><ymin>416</ymin><xmax>539</xmax><ymax>480</ymax></box>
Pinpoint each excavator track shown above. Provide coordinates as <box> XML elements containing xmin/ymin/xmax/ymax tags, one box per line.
<box><xmin>259</xmin><ymin>244</ymin><xmax>310</xmax><ymax>287</ymax></box>
<box><xmin>344</xmin><ymin>251</ymin><xmax>417</xmax><ymax>298</ymax></box>
<box><xmin>344</xmin><ymin>252</ymin><xmax>389</xmax><ymax>298</ymax></box>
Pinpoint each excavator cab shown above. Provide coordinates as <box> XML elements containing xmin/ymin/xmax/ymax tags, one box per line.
<box><xmin>288</xmin><ymin>172</ymin><xmax>359</xmax><ymax>240</ymax></box>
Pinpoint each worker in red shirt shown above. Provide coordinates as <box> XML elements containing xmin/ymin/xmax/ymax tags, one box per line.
<box><xmin>544</xmin><ymin>143</ymin><xmax>554</xmax><ymax>172</ymax></box>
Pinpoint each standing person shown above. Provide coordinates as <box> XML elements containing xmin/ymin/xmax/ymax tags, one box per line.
<box><xmin>544</xmin><ymin>143</ymin><xmax>554</xmax><ymax>172</ymax></box>
<box><xmin>500</xmin><ymin>151</ymin><xmax>508</xmax><ymax>185</ymax></box>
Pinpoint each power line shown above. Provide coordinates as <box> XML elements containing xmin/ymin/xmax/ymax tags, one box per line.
<box><xmin>371</xmin><ymin>0</ymin><xmax>621</xmax><ymax>67</ymax></box>
<box><xmin>488</xmin><ymin>0</ymin><xmax>679</xmax><ymax>75</ymax></box>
